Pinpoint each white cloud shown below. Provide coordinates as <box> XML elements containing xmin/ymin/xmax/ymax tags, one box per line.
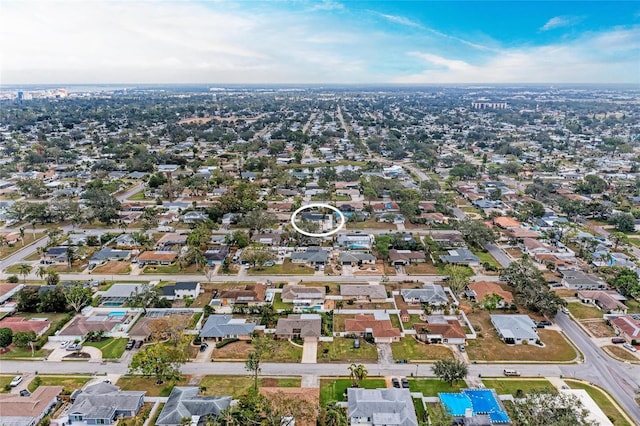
<box><xmin>541</xmin><ymin>16</ymin><xmax>580</xmax><ymax>31</ymax></box>
<box><xmin>396</xmin><ymin>28</ymin><xmax>640</xmax><ymax>84</ymax></box>
<box><xmin>378</xmin><ymin>13</ymin><xmax>423</xmax><ymax>28</ymax></box>
<box><xmin>309</xmin><ymin>0</ymin><xmax>344</xmax><ymax>12</ymax></box>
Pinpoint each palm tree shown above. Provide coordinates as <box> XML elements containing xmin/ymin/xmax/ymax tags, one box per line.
<box><xmin>16</xmin><ymin>263</ymin><xmax>32</xmax><ymax>283</ymax></box>
<box><xmin>66</xmin><ymin>246</ymin><xmax>76</xmax><ymax>269</ymax></box>
<box><xmin>348</xmin><ymin>363</ymin><xmax>368</xmax><ymax>388</ymax></box>
<box><xmin>19</xmin><ymin>227</ymin><xmax>25</xmax><ymax>246</ymax></box>
<box><xmin>36</xmin><ymin>265</ymin><xmax>48</xmax><ymax>280</ymax></box>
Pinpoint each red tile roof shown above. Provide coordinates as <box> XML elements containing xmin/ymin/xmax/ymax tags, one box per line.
<box><xmin>344</xmin><ymin>314</ymin><xmax>401</xmax><ymax>338</ymax></box>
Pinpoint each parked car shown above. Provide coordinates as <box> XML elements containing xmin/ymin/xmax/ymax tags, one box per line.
<box><xmin>539</xmin><ymin>320</ymin><xmax>552</xmax><ymax>326</ymax></box>
<box><xmin>19</xmin><ymin>389</ymin><xmax>31</xmax><ymax>397</ymax></box>
<box><xmin>125</xmin><ymin>340</ymin><xmax>135</xmax><ymax>350</ymax></box>
<box><xmin>623</xmin><ymin>343</ymin><xmax>637</xmax><ymax>352</ymax></box>
<box><xmin>66</xmin><ymin>343</ymin><xmax>82</xmax><ymax>351</ymax></box>
<box><xmin>458</xmin><ymin>344</ymin><xmax>465</xmax><ymax>352</ymax></box>
<box><xmin>561</xmin><ymin>307</ymin><xmax>570</xmax><ymax>314</ymax></box>
<box><xmin>536</xmin><ymin>323</ymin><xmax>546</xmax><ymax>329</ymax></box>
<box><xmin>611</xmin><ymin>337</ymin><xmax>626</xmax><ymax>344</ymax></box>
<box><xmin>135</xmin><ymin>340</ymin><xmax>143</xmax><ymax>349</ymax></box>
<box><xmin>503</xmin><ymin>369</ymin><xmax>521</xmax><ymax>377</ymax></box>
<box><xmin>391</xmin><ymin>378</ymin><xmax>400</xmax><ymax>388</ymax></box>
<box><xmin>263</xmin><ymin>261</ymin><xmax>275</xmax><ymax>267</ymax></box>
<box><xmin>88</xmin><ymin>263</ymin><xmax>97</xmax><ymax>271</ymax></box>
<box><xmin>60</xmin><ymin>340</ymin><xmax>70</xmax><ymax>348</ymax></box>
<box><xmin>401</xmin><ymin>378</ymin><xmax>409</xmax><ymax>389</ymax></box>
<box><xmin>10</xmin><ymin>376</ymin><xmax>23</xmax><ymax>387</ymax></box>
<box><xmin>200</xmin><ymin>343</ymin><xmax>209</xmax><ymax>352</ymax></box>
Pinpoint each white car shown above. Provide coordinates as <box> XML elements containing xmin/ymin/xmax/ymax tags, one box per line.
<box><xmin>10</xmin><ymin>376</ymin><xmax>23</xmax><ymax>387</ymax></box>
<box><xmin>60</xmin><ymin>340</ymin><xmax>70</xmax><ymax>348</ymax></box>
<box><xmin>623</xmin><ymin>343</ymin><xmax>637</xmax><ymax>353</ymax></box>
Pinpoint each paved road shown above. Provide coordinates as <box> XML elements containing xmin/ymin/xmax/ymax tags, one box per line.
<box><xmin>484</xmin><ymin>243</ymin><xmax>513</xmax><ymax>268</ymax></box>
<box><xmin>556</xmin><ymin>312</ymin><xmax>640</xmax><ymax>423</ymax></box>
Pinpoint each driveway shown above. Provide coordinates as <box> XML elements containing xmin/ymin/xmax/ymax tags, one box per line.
<box><xmin>47</xmin><ymin>346</ymin><xmax>102</xmax><ymax>362</ymax></box>
<box><xmin>377</xmin><ymin>343</ymin><xmax>393</xmax><ymax>365</ymax></box>
<box><xmin>301</xmin><ymin>339</ymin><xmax>318</xmax><ymax>364</ymax></box>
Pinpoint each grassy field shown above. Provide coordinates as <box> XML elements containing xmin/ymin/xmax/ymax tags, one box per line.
<box><xmin>28</xmin><ymin>375</ymin><xmax>92</xmax><ymax>393</ymax></box>
<box><xmin>84</xmin><ymin>338</ymin><xmax>128</xmax><ymax>359</ymax></box>
<box><xmin>408</xmin><ymin>379</ymin><xmax>466</xmax><ymax>395</ymax></box>
<box><xmin>143</xmin><ymin>264</ymin><xmax>200</xmax><ymax>274</ymax></box>
<box><xmin>567</xmin><ymin>302</ymin><xmax>604</xmax><ymax>319</ymax></box>
<box><xmin>199</xmin><ymin>376</ymin><xmax>301</xmax><ymax>398</ymax></box>
<box><xmin>0</xmin><ymin>346</ymin><xmax>47</xmax><ymax>359</ymax></box>
<box><xmin>92</xmin><ymin>261</ymin><xmax>131</xmax><ymax>274</ymax></box>
<box><xmin>0</xmin><ymin>233</ymin><xmax>45</xmax><ymax>259</ymax></box>
<box><xmin>272</xmin><ymin>292</ymin><xmax>294</xmax><ymax>311</ymax></box>
<box><xmin>248</xmin><ymin>259</ymin><xmax>314</xmax><ymax>275</ymax></box>
<box><xmin>391</xmin><ymin>338</ymin><xmax>454</xmax><ymax>361</ymax></box>
<box><xmin>481</xmin><ymin>379</ymin><xmax>555</xmax><ymax>395</ymax></box>
<box><xmin>604</xmin><ymin>345</ymin><xmax>639</xmax><ymax>361</ymax></box>
<box><xmin>128</xmin><ymin>190</ymin><xmax>148</xmax><ymax>201</ymax></box>
<box><xmin>565</xmin><ymin>380</ymin><xmax>633</xmax><ymax>426</ymax></box>
<box><xmin>347</xmin><ymin>219</ymin><xmax>396</xmax><ymax>230</ymax></box>
<box><xmin>465</xmin><ymin>312</ymin><xmax>577</xmax><ymax>362</ymax></box>
<box><xmin>117</xmin><ymin>376</ymin><xmax>189</xmax><ymax>397</ymax></box>
<box><xmin>475</xmin><ymin>250</ymin><xmax>501</xmax><ymax>269</ymax></box>
<box><xmin>317</xmin><ymin>338</ymin><xmax>378</xmax><ymax>363</ymax></box>
<box><xmin>0</xmin><ymin>376</ymin><xmax>14</xmax><ymax>392</ymax></box>
<box><xmin>320</xmin><ymin>378</ymin><xmax>387</xmax><ymax>405</ymax></box>
<box><xmin>404</xmin><ymin>262</ymin><xmax>441</xmax><ymax>275</ymax></box>
<box><xmin>262</xmin><ymin>340</ymin><xmax>303</xmax><ymax>362</ymax></box>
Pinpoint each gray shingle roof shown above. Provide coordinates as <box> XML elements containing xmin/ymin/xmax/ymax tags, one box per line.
<box><xmin>155</xmin><ymin>387</ymin><xmax>231</xmax><ymax>426</ymax></box>
<box><xmin>347</xmin><ymin>388</ymin><xmax>418</xmax><ymax>426</ymax></box>
<box><xmin>340</xmin><ymin>284</ymin><xmax>387</xmax><ymax>299</ymax></box>
<box><xmin>69</xmin><ymin>382</ymin><xmax>144</xmax><ymax>421</ymax></box>
<box><xmin>401</xmin><ymin>285</ymin><xmax>449</xmax><ymax>305</ymax></box>
<box><xmin>199</xmin><ymin>315</ymin><xmax>256</xmax><ymax>339</ymax></box>
<box><xmin>490</xmin><ymin>315</ymin><xmax>538</xmax><ymax>341</ymax></box>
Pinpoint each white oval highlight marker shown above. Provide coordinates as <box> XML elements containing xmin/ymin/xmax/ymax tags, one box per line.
<box><xmin>290</xmin><ymin>203</ymin><xmax>345</xmax><ymax>238</ymax></box>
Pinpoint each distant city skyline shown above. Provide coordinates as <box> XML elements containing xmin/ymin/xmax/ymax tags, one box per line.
<box><xmin>1</xmin><ymin>1</ymin><xmax>638</xmax><ymax>85</ymax></box>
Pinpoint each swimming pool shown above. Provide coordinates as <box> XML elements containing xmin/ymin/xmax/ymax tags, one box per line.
<box><xmin>109</xmin><ymin>311</ymin><xmax>126</xmax><ymax>317</ymax></box>
<box><xmin>439</xmin><ymin>389</ymin><xmax>510</xmax><ymax>424</ymax></box>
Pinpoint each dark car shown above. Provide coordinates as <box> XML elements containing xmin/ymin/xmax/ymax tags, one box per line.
<box><xmin>536</xmin><ymin>323</ymin><xmax>545</xmax><ymax>329</ymax></box>
<box><xmin>200</xmin><ymin>342</ymin><xmax>209</xmax><ymax>352</ymax></box>
<box><xmin>539</xmin><ymin>320</ymin><xmax>552</xmax><ymax>326</ymax></box>
<box><xmin>391</xmin><ymin>378</ymin><xmax>400</xmax><ymax>388</ymax></box>
<box><xmin>611</xmin><ymin>337</ymin><xmax>626</xmax><ymax>344</ymax></box>
<box><xmin>134</xmin><ymin>340</ymin><xmax>143</xmax><ymax>349</ymax></box>
<box><xmin>125</xmin><ymin>340</ymin><xmax>135</xmax><ymax>350</ymax></box>
<box><xmin>19</xmin><ymin>390</ymin><xmax>31</xmax><ymax>397</ymax></box>
<box><xmin>401</xmin><ymin>378</ymin><xmax>409</xmax><ymax>389</ymax></box>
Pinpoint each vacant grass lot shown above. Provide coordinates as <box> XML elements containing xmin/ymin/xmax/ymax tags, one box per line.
<box><xmin>199</xmin><ymin>376</ymin><xmax>300</xmax><ymax>398</ymax></box>
<box><xmin>320</xmin><ymin>378</ymin><xmax>387</xmax><ymax>405</ymax></box>
<box><xmin>409</xmin><ymin>379</ymin><xmax>466</xmax><ymax>396</ymax></box>
<box><xmin>481</xmin><ymin>379</ymin><xmax>555</xmax><ymax>395</ymax></box>
<box><xmin>28</xmin><ymin>375</ymin><xmax>92</xmax><ymax>393</ymax></box>
<box><xmin>213</xmin><ymin>339</ymin><xmax>302</xmax><ymax>362</ymax></box>
<box><xmin>405</xmin><ymin>262</ymin><xmax>440</xmax><ymax>275</ymax></box>
<box><xmin>272</xmin><ymin>293</ymin><xmax>294</xmax><ymax>311</ymax></box>
<box><xmin>248</xmin><ymin>259</ymin><xmax>314</xmax><ymax>275</ymax></box>
<box><xmin>604</xmin><ymin>345</ymin><xmax>639</xmax><ymax>361</ymax></box>
<box><xmin>84</xmin><ymin>338</ymin><xmax>128</xmax><ymax>359</ymax></box>
<box><xmin>348</xmin><ymin>219</ymin><xmax>396</xmax><ymax>230</ymax></box>
<box><xmin>0</xmin><ymin>233</ymin><xmax>45</xmax><ymax>259</ymax></box>
<box><xmin>143</xmin><ymin>264</ymin><xmax>201</xmax><ymax>274</ymax></box>
<box><xmin>117</xmin><ymin>376</ymin><xmax>189</xmax><ymax>396</ymax></box>
<box><xmin>567</xmin><ymin>302</ymin><xmax>603</xmax><ymax>320</ymax></box>
<box><xmin>565</xmin><ymin>380</ymin><xmax>633</xmax><ymax>426</ymax></box>
<box><xmin>92</xmin><ymin>261</ymin><xmax>131</xmax><ymax>274</ymax></box>
<box><xmin>317</xmin><ymin>338</ymin><xmax>378</xmax><ymax>363</ymax></box>
<box><xmin>391</xmin><ymin>338</ymin><xmax>454</xmax><ymax>361</ymax></box>
<box><xmin>465</xmin><ymin>312</ymin><xmax>577</xmax><ymax>362</ymax></box>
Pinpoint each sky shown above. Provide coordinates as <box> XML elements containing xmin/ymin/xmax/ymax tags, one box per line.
<box><xmin>1</xmin><ymin>0</ymin><xmax>639</xmax><ymax>85</ymax></box>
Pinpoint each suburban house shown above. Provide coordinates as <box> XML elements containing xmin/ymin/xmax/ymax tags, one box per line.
<box><xmin>0</xmin><ymin>282</ymin><xmax>22</xmax><ymax>304</ymax></box>
<box><xmin>290</xmin><ymin>247</ymin><xmax>329</xmax><ymax>266</ymax></box>
<box><xmin>90</xmin><ymin>248</ymin><xmax>132</xmax><ymax>264</ymax></box>
<box><xmin>414</xmin><ymin>317</ymin><xmax>466</xmax><ymax>345</ymax></box>
<box><xmin>156</xmin><ymin>233</ymin><xmax>188</xmax><ymax>249</ymax></box>
<box><xmin>155</xmin><ymin>387</ymin><xmax>231</xmax><ymax>426</ymax></box>
<box><xmin>281</xmin><ymin>285</ymin><xmax>326</xmax><ymax>311</ymax></box>
<box><xmin>340</xmin><ymin>285</ymin><xmax>387</xmax><ymax>303</ymax></box>
<box><xmin>399</xmin><ymin>309</ymin><xmax>410</xmax><ymax>323</ymax></box>
<box><xmin>561</xmin><ymin>270</ymin><xmax>606</xmax><ymax>290</ymax></box>
<box><xmin>437</xmin><ymin>389</ymin><xmax>510</xmax><ymax>425</ymax></box>
<box><xmin>491</xmin><ymin>314</ymin><xmax>539</xmax><ymax>345</ymax></box>
<box><xmin>611</xmin><ymin>316</ymin><xmax>640</xmax><ymax>343</ymax></box>
<box><xmin>493</xmin><ymin>216</ymin><xmax>520</xmax><ymax>229</ymax></box>
<box><xmin>199</xmin><ymin>315</ymin><xmax>256</xmax><ymax>341</ymax></box>
<box><xmin>275</xmin><ymin>314</ymin><xmax>322</xmax><ymax>341</ymax></box>
<box><xmin>347</xmin><ymin>388</ymin><xmax>418</xmax><ymax>426</ymax></box>
<box><xmin>0</xmin><ymin>317</ymin><xmax>51</xmax><ymax>336</ymax></box>
<box><xmin>44</xmin><ymin>246</ymin><xmax>69</xmax><ymax>263</ymax></box>
<box><xmin>67</xmin><ymin>382</ymin><xmax>144</xmax><ymax>425</ymax></box>
<box><xmin>466</xmin><ymin>281</ymin><xmax>514</xmax><ymax>309</ymax></box>
<box><xmin>181</xmin><ymin>211</ymin><xmax>208</xmax><ymax>224</ymax></box>
<box><xmin>389</xmin><ymin>249</ymin><xmax>426</xmax><ymax>265</ymax></box>
<box><xmin>576</xmin><ymin>290</ymin><xmax>627</xmax><ymax>314</ymax></box>
<box><xmin>401</xmin><ymin>285</ymin><xmax>449</xmax><ymax>306</ymax></box>
<box><xmin>137</xmin><ymin>251</ymin><xmax>178</xmax><ymax>266</ymax></box>
<box><xmin>0</xmin><ymin>386</ymin><xmax>62</xmax><ymax>426</ymax></box>
<box><xmin>337</xmin><ymin>251</ymin><xmax>376</xmax><ymax>266</ymax></box>
<box><xmin>371</xmin><ymin>202</ymin><xmax>400</xmax><ymax>213</ymax></box>
<box><xmin>431</xmin><ymin>233</ymin><xmax>466</xmax><ymax>248</ymax></box>
<box><xmin>344</xmin><ymin>313</ymin><xmax>401</xmax><ymax>343</ymax></box>
<box><xmin>439</xmin><ymin>248</ymin><xmax>480</xmax><ymax>266</ymax></box>
<box><xmin>219</xmin><ymin>283</ymin><xmax>266</xmax><ymax>306</ymax></box>
<box><xmin>336</xmin><ymin>232</ymin><xmax>374</xmax><ymax>250</ymax></box>
<box><xmin>99</xmin><ymin>283</ymin><xmax>148</xmax><ymax>306</ymax></box>
<box><xmin>160</xmin><ymin>281</ymin><xmax>201</xmax><ymax>301</ymax></box>
<box><xmin>204</xmin><ymin>246</ymin><xmax>230</xmax><ymax>265</ymax></box>
<box><xmin>250</xmin><ymin>233</ymin><xmax>282</xmax><ymax>246</ymax></box>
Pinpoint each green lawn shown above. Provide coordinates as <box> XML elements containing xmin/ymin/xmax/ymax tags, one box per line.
<box><xmin>143</xmin><ymin>264</ymin><xmax>200</xmax><ymax>274</ymax></box>
<box><xmin>84</xmin><ymin>338</ymin><xmax>128</xmax><ymax>359</ymax></box>
<box><xmin>317</xmin><ymin>338</ymin><xmax>378</xmax><ymax>362</ymax></box>
<box><xmin>408</xmin><ymin>379</ymin><xmax>466</xmax><ymax>395</ymax></box>
<box><xmin>0</xmin><ymin>376</ymin><xmax>14</xmax><ymax>392</ymax></box>
<box><xmin>117</xmin><ymin>376</ymin><xmax>189</xmax><ymax>397</ymax></box>
<box><xmin>413</xmin><ymin>398</ymin><xmax>427</xmax><ymax>424</ymax></box>
<box><xmin>272</xmin><ymin>293</ymin><xmax>294</xmax><ymax>311</ymax></box>
<box><xmin>199</xmin><ymin>376</ymin><xmax>301</xmax><ymax>398</ymax></box>
<box><xmin>248</xmin><ymin>259</ymin><xmax>314</xmax><ymax>275</ymax></box>
<box><xmin>565</xmin><ymin>380</ymin><xmax>633</xmax><ymax>426</ymax></box>
<box><xmin>0</xmin><ymin>346</ymin><xmax>47</xmax><ymax>359</ymax></box>
<box><xmin>320</xmin><ymin>378</ymin><xmax>387</xmax><ymax>405</ymax></box>
<box><xmin>391</xmin><ymin>338</ymin><xmax>454</xmax><ymax>361</ymax></box>
<box><xmin>28</xmin><ymin>375</ymin><xmax>92</xmax><ymax>393</ymax></box>
<box><xmin>475</xmin><ymin>251</ymin><xmax>500</xmax><ymax>269</ymax></box>
<box><xmin>624</xmin><ymin>298</ymin><xmax>640</xmax><ymax>314</ymax></box>
<box><xmin>567</xmin><ymin>302</ymin><xmax>604</xmax><ymax>319</ymax></box>
<box><xmin>128</xmin><ymin>190</ymin><xmax>148</xmax><ymax>201</ymax></box>
<box><xmin>481</xmin><ymin>379</ymin><xmax>555</xmax><ymax>395</ymax></box>
<box><xmin>262</xmin><ymin>340</ymin><xmax>303</xmax><ymax>362</ymax></box>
